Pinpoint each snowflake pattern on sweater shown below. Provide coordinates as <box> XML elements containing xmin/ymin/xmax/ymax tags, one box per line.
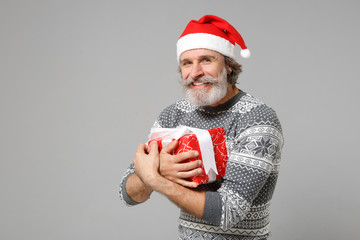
<box><xmin>119</xmin><ymin>91</ymin><xmax>284</xmax><ymax>240</ymax></box>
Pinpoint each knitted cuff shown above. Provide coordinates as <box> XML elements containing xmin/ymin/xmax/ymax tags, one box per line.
<box><xmin>202</xmin><ymin>191</ymin><xmax>222</xmax><ymax>225</ymax></box>
<box><xmin>120</xmin><ymin>173</ymin><xmax>142</xmax><ymax>206</ymax></box>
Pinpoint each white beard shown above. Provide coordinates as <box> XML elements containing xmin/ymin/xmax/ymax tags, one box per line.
<box><xmin>180</xmin><ymin>68</ymin><xmax>228</xmax><ymax>106</ymax></box>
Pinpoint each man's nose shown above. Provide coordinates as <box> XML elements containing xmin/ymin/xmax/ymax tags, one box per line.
<box><xmin>190</xmin><ymin>62</ymin><xmax>204</xmax><ymax>79</ymax></box>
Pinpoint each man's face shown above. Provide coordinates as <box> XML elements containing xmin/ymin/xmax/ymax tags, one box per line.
<box><xmin>179</xmin><ymin>49</ymin><xmax>229</xmax><ymax>106</ymax></box>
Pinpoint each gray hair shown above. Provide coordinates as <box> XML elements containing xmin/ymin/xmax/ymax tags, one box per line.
<box><xmin>224</xmin><ymin>56</ymin><xmax>242</xmax><ymax>85</ymax></box>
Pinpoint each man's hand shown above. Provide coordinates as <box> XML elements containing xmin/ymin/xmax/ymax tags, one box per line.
<box><xmin>159</xmin><ymin>140</ymin><xmax>203</xmax><ymax>188</ymax></box>
<box><xmin>133</xmin><ymin>140</ymin><xmax>206</xmax><ymax>219</ymax></box>
<box><xmin>133</xmin><ymin>141</ymin><xmax>161</xmax><ymax>187</ymax></box>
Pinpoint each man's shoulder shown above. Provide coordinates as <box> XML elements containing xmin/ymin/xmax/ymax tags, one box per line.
<box><xmin>225</xmin><ymin>92</ymin><xmax>276</xmax><ymax>116</ymax></box>
<box><xmin>229</xmin><ymin>92</ymin><xmax>264</xmax><ymax>112</ymax></box>
<box><xmin>156</xmin><ymin>99</ymin><xmax>196</xmax><ymax>128</ymax></box>
<box><xmin>240</xmin><ymin>93</ymin><xmax>282</xmax><ymax>132</ymax></box>
<box><xmin>231</xmin><ymin>92</ymin><xmax>282</xmax><ymax>129</ymax></box>
<box><xmin>160</xmin><ymin>99</ymin><xmax>197</xmax><ymax>115</ymax></box>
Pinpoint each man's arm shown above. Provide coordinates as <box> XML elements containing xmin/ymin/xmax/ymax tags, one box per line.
<box><xmin>125</xmin><ymin>173</ymin><xmax>153</xmax><ymax>203</ymax></box>
<box><xmin>120</xmin><ymin>139</ymin><xmax>201</xmax><ymax>206</ymax></box>
<box><xmin>119</xmin><ymin>158</ymin><xmax>153</xmax><ymax>206</ymax></box>
<box><xmin>134</xmin><ymin>142</ymin><xmax>206</xmax><ymax>219</ymax></box>
<box><xmin>149</xmin><ymin>172</ymin><xmax>205</xmax><ymax>219</ymax></box>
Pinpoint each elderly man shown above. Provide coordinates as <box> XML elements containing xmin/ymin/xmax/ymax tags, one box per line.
<box><xmin>119</xmin><ymin>15</ymin><xmax>284</xmax><ymax>240</ymax></box>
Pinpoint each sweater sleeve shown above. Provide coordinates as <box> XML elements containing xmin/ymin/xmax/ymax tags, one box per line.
<box><xmin>202</xmin><ymin>112</ymin><xmax>284</xmax><ymax>230</ymax></box>
<box><xmin>119</xmin><ymin>163</ymin><xmax>143</xmax><ymax>206</ymax></box>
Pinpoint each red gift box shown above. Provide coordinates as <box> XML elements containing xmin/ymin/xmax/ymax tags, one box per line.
<box><xmin>148</xmin><ymin>127</ymin><xmax>228</xmax><ymax>185</ymax></box>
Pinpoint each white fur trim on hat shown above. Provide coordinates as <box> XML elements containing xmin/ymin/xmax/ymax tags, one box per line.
<box><xmin>177</xmin><ymin>33</ymin><xmax>235</xmax><ymax>61</ymax></box>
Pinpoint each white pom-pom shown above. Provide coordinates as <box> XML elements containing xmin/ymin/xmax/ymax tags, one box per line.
<box><xmin>240</xmin><ymin>49</ymin><xmax>251</xmax><ymax>58</ymax></box>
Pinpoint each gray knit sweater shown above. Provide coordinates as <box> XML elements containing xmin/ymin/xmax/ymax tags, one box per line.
<box><xmin>119</xmin><ymin>90</ymin><xmax>284</xmax><ymax>239</ymax></box>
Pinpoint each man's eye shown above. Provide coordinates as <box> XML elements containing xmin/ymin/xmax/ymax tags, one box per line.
<box><xmin>202</xmin><ymin>58</ymin><xmax>211</xmax><ymax>63</ymax></box>
<box><xmin>182</xmin><ymin>61</ymin><xmax>191</xmax><ymax>66</ymax></box>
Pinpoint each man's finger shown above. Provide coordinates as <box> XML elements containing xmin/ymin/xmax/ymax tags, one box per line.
<box><xmin>136</xmin><ymin>143</ymin><xmax>147</xmax><ymax>154</ymax></box>
<box><xmin>177</xmin><ymin>160</ymin><xmax>202</xmax><ymax>171</ymax></box>
<box><xmin>161</xmin><ymin>139</ymin><xmax>179</xmax><ymax>154</ymax></box>
<box><xmin>148</xmin><ymin>141</ymin><xmax>159</xmax><ymax>155</ymax></box>
<box><xmin>174</xmin><ymin>150</ymin><xmax>199</xmax><ymax>163</ymax></box>
<box><xmin>177</xmin><ymin>168</ymin><xmax>203</xmax><ymax>179</ymax></box>
<box><xmin>175</xmin><ymin>179</ymin><xmax>199</xmax><ymax>188</ymax></box>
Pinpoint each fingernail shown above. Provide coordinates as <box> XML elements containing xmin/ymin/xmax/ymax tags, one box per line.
<box><xmin>194</xmin><ymin>151</ymin><xmax>199</xmax><ymax>156</ymax></box>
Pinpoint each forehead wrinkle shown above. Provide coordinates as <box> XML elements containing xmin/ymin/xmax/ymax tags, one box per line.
<box><xmin>180</xmin><ymin>54</ymin><xmax>219</xmax><ymax>63</ymax></box>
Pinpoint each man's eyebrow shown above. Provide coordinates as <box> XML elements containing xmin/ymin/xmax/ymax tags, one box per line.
<box><xmin>180</xmin><ymin>58</ymin><xmax>190</xmax><ymax>64</ymax></box>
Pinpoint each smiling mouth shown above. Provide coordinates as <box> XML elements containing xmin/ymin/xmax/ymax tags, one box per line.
<box><xmin>192</xmin><ymin>82</ymin><xmax>210</xmax><ymax>86</ymax></box>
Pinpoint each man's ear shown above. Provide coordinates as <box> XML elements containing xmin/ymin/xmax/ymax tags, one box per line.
<box><xmin>226</xmin><ymin>66</ymin><xmax>232</xmax><ymax>74</ymax></box>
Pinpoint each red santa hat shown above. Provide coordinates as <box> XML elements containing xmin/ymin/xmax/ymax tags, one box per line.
<box><xmin>177</xmin><ymin>15</ymin><xmax>250</xmax><ymax>61</ymax></box>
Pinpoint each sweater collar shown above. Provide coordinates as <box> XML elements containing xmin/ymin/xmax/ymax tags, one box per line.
<box><xmin>200</xmin><ymin>89</ymin><xmax>246</xmax><ymax>113</ymax></box>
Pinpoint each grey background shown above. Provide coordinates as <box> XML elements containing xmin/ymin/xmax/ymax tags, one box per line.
<box><xmin>1</xmin><ymin>0</ymin><xmax>359</xmax><ymax>239</ymax></box>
